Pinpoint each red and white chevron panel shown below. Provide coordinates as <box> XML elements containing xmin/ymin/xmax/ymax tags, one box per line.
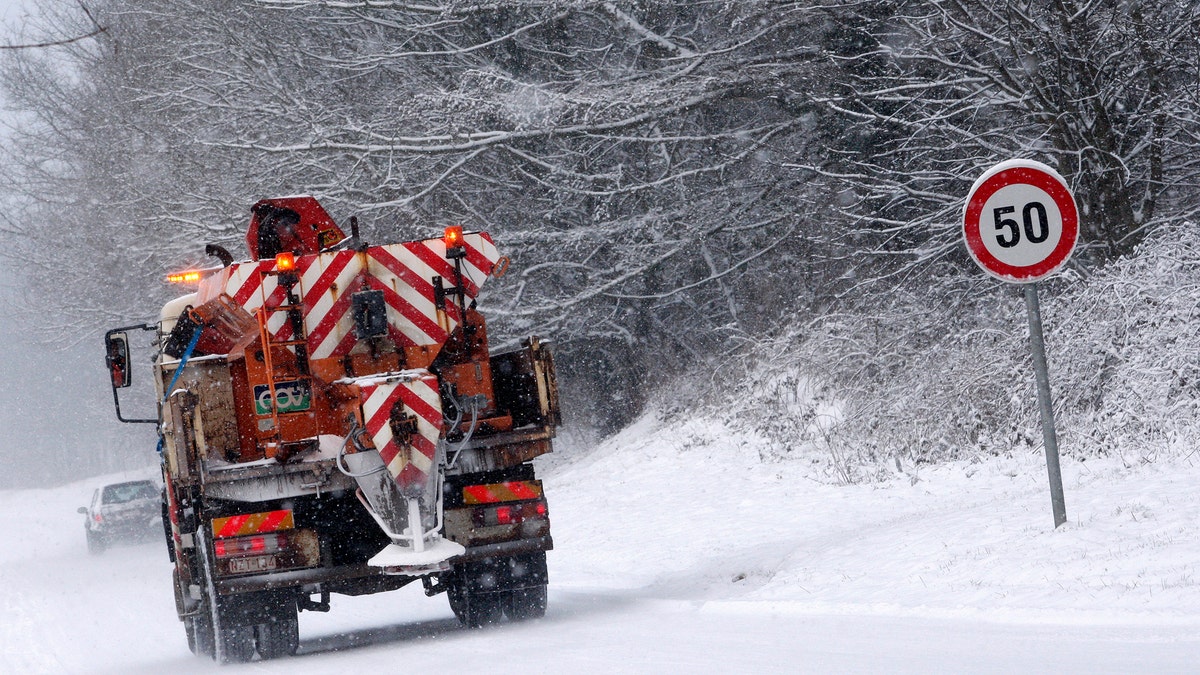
<box><xmin>296</xmin><ymin>250</ymin><xmax>364</xmax><ymax>357</ymax></box>
<box><xmin>195</xmin><ymin>232</ymin><xmax>500</xmax><ymax>359</ymax></box>
<box><xmin>356</xmin><ymin>370</ymin><xmax>443</xmax><ymax>497</ymax></box>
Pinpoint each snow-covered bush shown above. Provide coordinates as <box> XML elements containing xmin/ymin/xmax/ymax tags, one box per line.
<box><xmin>1050</xmin><ymin>223</ymin><xmax>1200</xmax><ymax>460</ymax></box>
<box><xmin>712</xmin><ymin>222</ymin><xmax>1200</xmax><ymax>482</ymax></box>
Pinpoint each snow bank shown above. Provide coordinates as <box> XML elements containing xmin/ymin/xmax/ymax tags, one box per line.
<box><xmin>544</xmin><ymin>410</ymin><xmax>1200</xmax><ymax>621</ymax></box>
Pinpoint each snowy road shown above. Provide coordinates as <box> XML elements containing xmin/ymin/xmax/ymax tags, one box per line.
<box><xmin>4</xmin><ymin>537</ymin><xmax>1197</xmax><ymax>675</ymax></box>
<box><xmin>5</xmin><ymin>415</ymin><xmax>1200</xmax><ymax>672</ymax></box>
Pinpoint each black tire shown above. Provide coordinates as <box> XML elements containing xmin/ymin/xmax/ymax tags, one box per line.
<box><xmin>184</xmin><ymin>617</ymin><xmax>197</xmax><ymax>655</ymax></box>
<box><xmin>177</xmin><ymin>564</ymin><xmax>214</xmax><ymax>658</ymax></box>
<box><xmin>187</xmin><ymin>596</ymin><xmax>217</xmax><ymax>658</ymax></box>
<box><xmin>86</xmin><ymin>529</ymin><xmax>105</xmax><ymax>555</ymax></box>
<box><xmin>447</xmin><ymin>582</ymin><xmax>504</xmax><ymax>628</ymax></box>
<box><xmin>184</xmin><ymin>613</ymin><xmax>215</xmax><ymax>657</ymax></box>
<box><xmin>254</xmin><ymin>598</ymin><xmax>300</xmax><ymax>659</ymax></box>
<box><xmin>197</xmin><ymin>531</ymin><xmax>255</xmax><ymax>664</ymax></box>
<box><xmin>216</xmin><ymin>625</ymin><xmax>256</xmax><ymax>663</ymax></box>
<box><xmin>502</xmin><ymin>583</ymin><xmax>547</xmax><ymax>621</ymax></box>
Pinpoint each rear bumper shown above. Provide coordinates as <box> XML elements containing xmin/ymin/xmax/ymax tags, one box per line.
<box><xmin>456</xmin><ymin>534</ymin><xmax>553</xmax><ymax>562</ymax></box>
<box><xmin>213</xmin><ymin>534</ymin><xmax>553</xmax><ymax>596</ymax></box>
<box><xmin>89</xmin><ymin>516</ymin><xmax>160</xmax><ymax>539</ymax></box>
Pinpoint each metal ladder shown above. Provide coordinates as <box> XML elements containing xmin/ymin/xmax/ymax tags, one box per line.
<box><xmin>254</xmin><ymin>267</ymin><xmax>312</xmax><ymax>453</ymax></box>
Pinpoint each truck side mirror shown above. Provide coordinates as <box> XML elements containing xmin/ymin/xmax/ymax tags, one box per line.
<box><xmin>105</xmin><ymin>332</ymin><xmax>132</xmax><ymax>388</ymax></box>
<box><xmin>103</xmin><ymin>323</ymin><xmax>156</xmax><ymax>424</ymax></box>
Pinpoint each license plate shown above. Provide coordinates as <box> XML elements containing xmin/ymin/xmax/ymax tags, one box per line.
<box><xmin>227</xmin><ymin>555</ymin><xmax>277</xmax><ymax>575</ymax></box>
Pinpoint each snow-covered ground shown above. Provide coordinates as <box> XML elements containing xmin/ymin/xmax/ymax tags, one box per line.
<box><xmin>3</xmin><ymin>412</ymin><xmax>1200</xmax><ymax>673</ymax></box>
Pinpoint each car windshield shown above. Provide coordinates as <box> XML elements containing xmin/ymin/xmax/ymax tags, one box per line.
<box><xmin>101</xmin><ymin>482</ymin><xmax>157</xmax><ymax>504</ymax></box>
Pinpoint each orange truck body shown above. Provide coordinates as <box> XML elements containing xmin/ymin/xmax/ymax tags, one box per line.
<box><xmin>105</xmin><ymin>196</ymin><xmax>560</xmax><ymax>662</ymax></box>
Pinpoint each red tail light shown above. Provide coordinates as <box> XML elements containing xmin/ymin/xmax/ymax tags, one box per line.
<box><xmin>495</xmin><ymin>506</ymin><xmax>514</xmax><ymax>525</ymax></box>
<box><xmin>214</xmin><ymin>532</ymin><xmax>289</xmax><ymax>559</ymax></box>
<box><xmin>472</xmin><ymin>501</ymin><xmax>549</xmax><ymax>527</ymax></box>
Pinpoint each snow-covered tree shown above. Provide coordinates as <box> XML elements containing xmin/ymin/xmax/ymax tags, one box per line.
<box><xmin>5</xmin><ymin>0</ymin><xmax>1200</xmax><ymax>439</ymax></box>
<box><xmin>801</xmin><ymin>0</ymin><xmax>1200</xmax><ymax>270</ymax></box>
<box><xmin>1</xmin><ymin>1</ymin><xmax>849</xmax><ymax>430</ymax></box>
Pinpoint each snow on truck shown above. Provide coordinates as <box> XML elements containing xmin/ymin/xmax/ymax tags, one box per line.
<box><xmin>103</xmin><ymin>196</ymin><xmax>560</xmax><ymax>663</ymax></box>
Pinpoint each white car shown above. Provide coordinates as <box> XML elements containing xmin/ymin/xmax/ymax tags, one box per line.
<box><xmin>78</xmin><ymin>480</ymin><xmax>162</xmax><ymax>554</ymax></box>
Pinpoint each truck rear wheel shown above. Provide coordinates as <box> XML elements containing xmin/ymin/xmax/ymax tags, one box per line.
<box><xmin>216</xmin><ymin>625</ymin><xmax>256</xmax><ymax>663</ymax></box>
<box><xmin>447</xmin><ymin>583</ymin><xmax>504</xmax><ymax>628</ymax></box>
<box><xmin>197</xmin><ymin>530</ymin><xmax>256</xmax><ymax>663</ymax></box>
<box><xmin>177</xmin><ymin>562</ymin><xmax>215</xmax><ymax>658</ymax></box>
<box><xmin>503</xmin><ymin>551</ymin><xmax>548</xmax><ymax>620</ymax></box>
<box><xmin>185</xmin><ymin>613</ymin><xmax>214</xmax><ymax>657</ymax></box>
<box><xmin>502</xmin><ymin>583</ymin><xmax>547</xmax><ymax>621</ymax></box>
<box><xmin>254</xmin><ymin>598</ymin><xmax>299</xmax><ymax>659</ymax></box>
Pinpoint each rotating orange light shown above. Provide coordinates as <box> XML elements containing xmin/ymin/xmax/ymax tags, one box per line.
<box><xmin>444</xmin><ymin>225</ymin><xmax>464</xmax><ymax>249</ymax></box>
<box><xmin>166</xmin><ymin>271</ymin><xmax>203</xmax><ymax>284</ymax></box>
<box><xmin>275</xmin><ymin>251</ymin><xmax>296</xmax><ymax>272</ymax></box>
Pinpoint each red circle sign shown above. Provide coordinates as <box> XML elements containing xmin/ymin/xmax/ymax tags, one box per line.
<box><xmin>963</xmin><ymin>159</ymin><xmax>1078</xmax><ymax>283</ymax></box>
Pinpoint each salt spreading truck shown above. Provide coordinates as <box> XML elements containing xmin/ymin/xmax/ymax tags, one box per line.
<box><xmin>103</xmin><ymin>196</ymin><xmax>560</xmax><ymax>662</ymax></box>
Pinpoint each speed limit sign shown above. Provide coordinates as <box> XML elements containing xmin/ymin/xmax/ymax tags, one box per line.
<box><xmin>963</xmin><ymin>159</ymin><xmax>1078</xmax><ymax>283</ymax></box>
<box><xmin>963</xmin><ymin>158</ymin><xmax>1076</xmax><ymax>528</ymax></box>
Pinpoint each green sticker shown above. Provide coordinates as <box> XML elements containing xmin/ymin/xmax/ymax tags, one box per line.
<box><xmin>254</xmin><ymin>380</ymin><xmax>312</xmax><ymax>415</ymax></box>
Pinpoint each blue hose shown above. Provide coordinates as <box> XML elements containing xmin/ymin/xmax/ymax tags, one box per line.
<box><xmin>157</xmin><ymin>325</ymin><xmax>203</xmax><ymax>458</ymax></box>
<box><xmin>163</xmin><ymin>326</ymin><xmax>204</xmax><ymax>404</ymax></box>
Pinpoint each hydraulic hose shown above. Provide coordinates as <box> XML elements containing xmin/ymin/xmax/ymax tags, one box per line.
<box><xmin>447</xmin><ymin>395</ymin><xmax>484</xmax><ymax>468</ymax></box>
<box><xmin>335</xmin><ymin>419</ymin><xmax>387</xmax><ymax>478</ymax></box>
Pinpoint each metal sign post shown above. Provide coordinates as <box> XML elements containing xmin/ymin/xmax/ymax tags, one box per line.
<box><xmin>963</xmin><ymin>158</ymin><xmax>1078</xmax><ymax>529</ymax></box>
<box><xmin>1022</xmin><ymin>283</ymin><xmax>1067</xmax><ymax>527</ymax></box>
